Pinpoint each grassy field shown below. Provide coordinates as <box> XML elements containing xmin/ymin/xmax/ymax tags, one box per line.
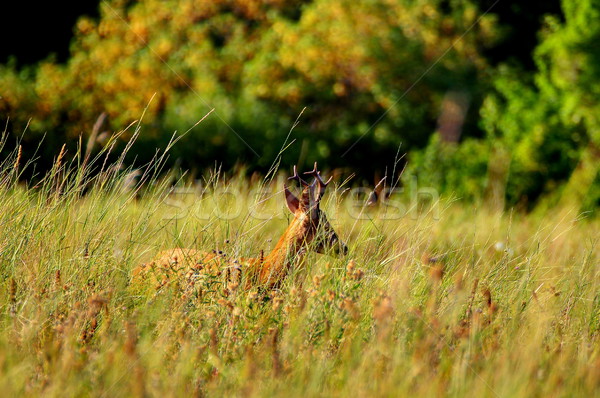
<box><xmin>0</xmin><ymin>139</ymin><xmax>598</xmax><ymax>397</ymax></box>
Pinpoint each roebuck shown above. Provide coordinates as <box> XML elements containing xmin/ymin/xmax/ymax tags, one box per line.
<box><xmin>132</xmin><ymin>163</ymin><xmax>347</xmax><ymax>291</ymax></box>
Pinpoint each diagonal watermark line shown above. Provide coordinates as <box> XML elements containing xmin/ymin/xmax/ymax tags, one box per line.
<box><xmin>101</xmin><ymin>0</ymin><xmax>260</xmax><ymax>158</ymax></box>
<box><xmin>342</xmin><ymin>0</ymin><xmax>501</xmax><ymax>158</ymax></box>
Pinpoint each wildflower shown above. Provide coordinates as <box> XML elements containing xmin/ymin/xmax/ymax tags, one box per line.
<box><xmin>312</xmin><ymin>274</ymin><xmax>324</xmax><ymax>288</ymax></box>
<box><xmin>217</xmin><ymin>298</ymin><xmax>234</xmax><ymax>311</ymax></box>
<box><xmin>346</xmin><ymin>259</ymin><xmax>356</xmax><ymax>273</ymax></box>
<box><xmin>351</xmin><ymin>268</ymin><xmax>365</xmax><ymax>281</ymax></box>
<box><xmin>327</xmin><ymin>289</ymin><xmax>335</xmax><ymax>302</ymax></box>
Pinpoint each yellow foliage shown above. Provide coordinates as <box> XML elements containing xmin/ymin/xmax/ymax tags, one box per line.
<box><xmin>1</xmin><ymin>0</ymin><xmax>497</xmax><ymax>157</ymax></box>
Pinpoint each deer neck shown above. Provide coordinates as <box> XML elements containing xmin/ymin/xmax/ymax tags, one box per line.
<box><xmin>257</xmin><ymin>213</ymin><xmax>313</xmax><ymax>288</ymax></box>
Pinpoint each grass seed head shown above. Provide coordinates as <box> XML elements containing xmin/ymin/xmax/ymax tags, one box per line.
<box><xmin>312</xmin><ymin>274</ymin><xmax>324</xmax><ymax>288</ymax></box>
<box><xmin>54</xmin><ymin>269</ymin><xmax>61</xmax><ymax>289</ymax></box>
<box><xmin>346</xmin><ymin>259</ymin><xmax>356</xmax><ymax>273</ymax></box>
<box><xmin>9</xmin><ymin>278</ymin><xmax>17</xmax><ymax>315</ymax></box>
<box><xmin>9</xmin><ymin>278</ymin><xmax>16</xmax><ymax>303</ymax></box>
<box><xmin>13</xmin><ymin>145</ymin><xmax>22</xmax><ymax>170</ymax></box>
<box><xmin>55</xmin><ymin>144</ymin><xmax>67</xmax><ymax>169</ymax></box>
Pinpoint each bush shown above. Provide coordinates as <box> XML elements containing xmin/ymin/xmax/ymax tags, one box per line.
<box><xmin>404</xmin><ymin>134</ymin><xmax>490</xmax><ymax>203</ymax></box>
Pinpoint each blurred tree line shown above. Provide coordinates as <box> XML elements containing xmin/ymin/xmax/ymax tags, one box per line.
<box><xmin>0</xmin><ymin>0</ymin><xmax>597</xmax><ymax>212</ymax></box>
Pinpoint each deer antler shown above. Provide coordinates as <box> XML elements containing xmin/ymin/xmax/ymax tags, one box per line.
<box><xmin>288</xmin><ymin>165</ymin><xmax>311</xmax><ymax>187</ymax></box>
<box><xmin>304</xmin><ymin>162</ymin><xmax>332</xmax><ymax>200</ymax></box>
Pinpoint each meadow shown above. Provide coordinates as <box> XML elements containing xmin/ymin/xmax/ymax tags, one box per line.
<box><xmin>0</xmin><ymin>133</ymin><xmax>598</xmax><ymax>398</ymax></box>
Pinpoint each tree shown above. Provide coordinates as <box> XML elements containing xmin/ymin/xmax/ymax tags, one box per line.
<box><xmin>1</xmin><ymin>0</ymin><xmax>497</xmax><ymax>176</ymax></box>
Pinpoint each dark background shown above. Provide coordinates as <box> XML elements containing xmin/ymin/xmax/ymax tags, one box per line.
<box><xmin>1</xmin><ymin>2</ymin><xmax>100</xmax><ymax>66</ymax></box>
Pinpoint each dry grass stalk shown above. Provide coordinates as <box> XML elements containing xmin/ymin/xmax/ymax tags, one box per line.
<box><xmin>269</xmin><ymin>327</ymin><xmax>282</xmax><ymax>376</ymax></box>
<box><xmin>54</xmin><ymin>269</ymin><xmax>61</xmax><ymax>291</ymax></box>
<box><xmin>83</xmin><ymin>112</ymin><xmax>107</xmax><ymax>170</ymax></box>
<box><xmin>464</xmin><ymin>278</ymin><xmax>480</xmax><ymax>323</ymax></box>
<box><xmin>13</xmin><ymin>145</ymin><xmax>22</xmax><ymax>171</ymax></box>
<box><xmin>55</xmin><ymin>144</ymin><xmax>66</xmax><ymax>170</ymax></box>
<box><xmin>9</xmin><ymin>278</ymin><xmax>17</xmax><ymax>315</ymax></box>
<box><xmin>124</xmin><ymin>321</ymin><xmax>138</xmax><ymax>357</ymax></box>
<box><xmin>209</xmin><ymin>328</ymin><xmax>219</xmax><ymax>358</ymax></box>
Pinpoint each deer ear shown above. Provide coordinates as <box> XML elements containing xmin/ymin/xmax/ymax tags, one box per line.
<box><xmin>284</xmin><ymin>184</ymin><xmax>299</xmax><ymax>213</ymax></box>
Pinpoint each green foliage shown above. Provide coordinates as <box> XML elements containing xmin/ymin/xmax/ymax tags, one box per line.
<box><xmin>406</xmin><ymin>0</ymin><xmax>600</xmax><ymax>210</ymax></box>
<box><xmin>478</xmin><ymin>0</ymin><xmax>600</xmax><ymax>209</ymax></box>
<box><xmin>480</xmin><ymin>66</ymin><xmax>582</xmax><ymax>207</ymax></box>
<box><xmin>404</xmin><ymin>134</ymin><xmax>490</xmax><ymax>202</ymax></box>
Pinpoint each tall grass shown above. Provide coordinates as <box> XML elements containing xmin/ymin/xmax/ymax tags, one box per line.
<box><xmin>0</xmin><ymin>131</ymin><xmax>598</xmax><ymax>397</ymax></box>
